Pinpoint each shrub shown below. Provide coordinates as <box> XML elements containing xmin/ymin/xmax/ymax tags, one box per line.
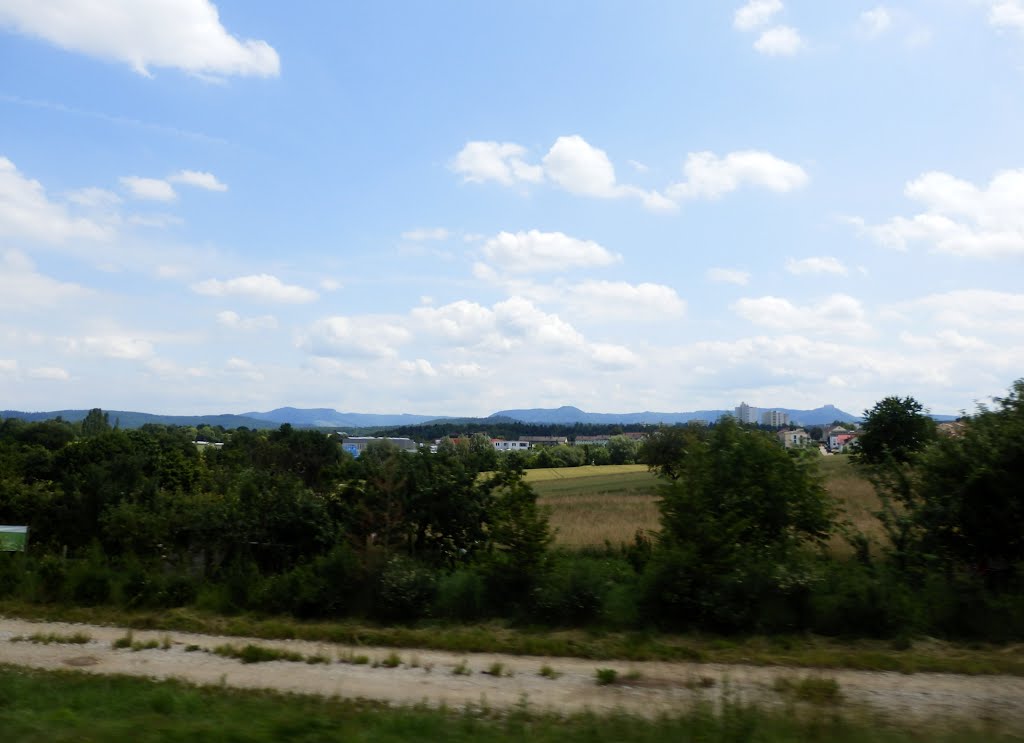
<box><xmin>373</xmin><ymin>555</ymin><xmax>437</xmax><ymax>622</ymax></box>
<box><xmin>433</xmin><ymin>567</ymin><xmax>486</xmax><ymax>621</ymax></box>
<box><xmin>595</xmin><ymin>668</ymin><xmax>618</xmax><ymax>685</ymax></box>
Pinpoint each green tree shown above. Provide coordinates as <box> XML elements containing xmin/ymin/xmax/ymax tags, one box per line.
<box><xmin>644</xmin><ymin>418</ymin><xmax>835</xmax><ymax>630</ymax></box>
<box><xmin>903</xmin><ymin>380</ymin><xmax>1024</xmax><ymax>581</ymax></box>
<box><xmin>80</xmin><ymin>408</ymin><xmax>111</xmax><ymax>438</ymax></box>
<box><xmin>853</xmin><ymin>396</ymin><xmax>936</xmax><ymax>465</ymax></box>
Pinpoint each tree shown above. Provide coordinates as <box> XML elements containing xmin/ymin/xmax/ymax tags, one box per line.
<box><xmin>903</xmin><ymin>380</ymin><xmax>1024</xmax><ymax>581</ymax></box>
<box><xmin>853</xmin><ymin>396</ymin><xmax>936</xmax><ymax>466</ymax></box>
<box><xmin>80</xmin><ymin>408</ymin><xmax>111</xmax><ymax>438</ymax></box>
<box><xmin>644</xmin><ymin>418</ymin><xmax>835</xmax><ymax>630</ymax></box>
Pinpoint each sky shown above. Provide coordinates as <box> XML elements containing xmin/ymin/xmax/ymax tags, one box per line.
<box><xmin>1</xmin><ymin>0</ymin><xmax>1023</xmax><ymax>417</ymax></box>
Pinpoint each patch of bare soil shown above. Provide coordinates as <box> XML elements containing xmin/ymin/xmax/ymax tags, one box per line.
<box><xmin>2</xmin><ymin>618</ymin><xmax>1022</xmax><ymax>731</ymax></box>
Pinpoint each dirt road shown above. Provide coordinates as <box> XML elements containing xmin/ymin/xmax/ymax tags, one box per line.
<box><xmin>2</xmin><ymin>617</ymin><xmax>1022</xmax><ymax>730</ymax></box>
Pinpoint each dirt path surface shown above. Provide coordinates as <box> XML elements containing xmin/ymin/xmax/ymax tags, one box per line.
<box><xmin>2</xmin><ymin>617</ymin><xmax>1023</xmax><ymax>729</ymax></box>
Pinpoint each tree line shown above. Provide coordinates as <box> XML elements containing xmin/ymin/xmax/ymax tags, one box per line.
<box><xmin>0</xmin><ymin>381</ymin><xmax>1022</xmax><ymax>639</ymax></box>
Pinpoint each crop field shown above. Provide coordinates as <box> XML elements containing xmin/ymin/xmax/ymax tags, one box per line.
<box><xmin>529</xmin><ymin>465</ymin><xmax>660</xmax><ymax>547</ymax></box>
<box><xmin>532</xmin><ymin>456</ymin><xmax>882</xmax><ymax>550</ymax></box>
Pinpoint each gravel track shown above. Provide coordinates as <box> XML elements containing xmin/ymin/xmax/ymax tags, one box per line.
<box><xmin>2</xmin><ymin>617</ymin><xmax>1022</xmax><ymax>730</ymax></box>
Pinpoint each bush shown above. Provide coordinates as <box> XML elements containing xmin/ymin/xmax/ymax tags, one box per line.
<box><xmin>434</xmin><ymin>567</ymin><xmax>487</xmax><ymax>621</ymax></box>
<box><xmin>529</xmin><ymin>554</ymin><xmax>634</xmax><ymax>626</ymax></box>
<box><xmin>372</xmin><ymin>555</ymin><xmax>438</xmax><ymax>621</ymax></box>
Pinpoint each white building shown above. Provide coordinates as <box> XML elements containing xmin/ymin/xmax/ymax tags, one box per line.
<box><xmin>492</xmin><ymin>439</ymin><xmax>530</xmax><ymax>452</ymax></box>
<box><xmin>734</xmin><ymin>402</ymin><xmax>758</xmax><ymax>424</ymax></box>
<box><xmin>778</xmin><ymin>429</ymin><xmax>809</xmax><ymax>449</ymax></box>
<box><xmin>761</xmin><ymin>410</ymin><xmax>789</xmax><ymax>427</ymax></box>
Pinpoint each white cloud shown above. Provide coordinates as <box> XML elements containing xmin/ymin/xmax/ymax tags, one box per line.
<box><xmin>0</xmin><ymin>156</ymin><xmax>111</xmax><ymax>243</ymax></box>
<box><xmin>401</xmin><ymin>227</ymin><xmax>450</xmax><ymax>241</ymax></box>
<box><xmin>68</xmin><ymin>335</ymin><xmax>156</xmax><ymax>360</ymax></box>
<box><xmin>398</xmin><ymin>358</ymin><xmax>438</xmax><ymax>377</ymax></box>
<box><xmin>707</xmin><ymin>267</ymin><xmax>751</xmax><ymax>285</ymax></box>
<box><xmin>121</xmin><ymin>176</ymin><xmax>177</xmax><ymax>202</ymax></box>
<box><xmin>225</xmin><ymin>357</ymin><xmax>264</xmax><ymax>381</ymax></box>
<box><xmin>67</xmin><ymin>187</ymin><xmax>122</xmax><ymax>208</ymax></box>
<box><xmin>990</xmin><ymin>1</ymin><xmax>1024</xmax><ymax>32</ymax></box>
<box><xmin>887</xmin><ymin>290</ymin><xmax>1024</xmax><ymax>333</ymax></box>
<box><xmin>0</xmin><ymin>0</ymin><xmax>280</xmax><ymax>78</ymax></box>
<box><xmin>850</xmin><ymin>169</ymin><xmax>1024</xmax><ymax>257</ymax></box>
<box><xmin>589</xmin><ymin>343</ymin><xmax>640</xmax><ymax>369</ymax></box>
<box><xmin>859</xmin><ymin>6</ymin><xmax>892</xmax><ymax>37</ymax></box>
<box><xmin>168</xmin><ymin>170</ymin><xmax>227</xmax><ymax>192</ymax></box>
<box><xmin>732</xmin><ymin>294</ymin><xmax>870</xmax><ymax>337</ymax></box>
<box><xmin>319</xmin><ymin>278</ymin><xmax>341</xmax><ymax>291</ymax></box>
<box><xmin>0</xmin><ymin>359</ymin><xmax>18</xmax><ymax>374</ymax></box>
<box><xmin>29</xmin><ymin>366</ymin><xmax>70</xmax><ymax>381</ymax></box>
<box><xmin>542</xmin><ymin>135</ymin><xmax>623</xmax><ymax>199</ymax></box>
<box><xmin>0</xmin><ymin>250</ymin><xmax>94</xmax><ymax>309</ymax></box>
<box><xmin>480</xmin><ymin>230</ymin><xmax>621</xmax><ymax>274</ymax></box>
<box><xmin>217</xmin><ymin>310</ymin><xmax>278</xmax><ymax>331</ymax></box>
<box><xmin>193</xmin><ymin>274</ymin><xmax>319</xmax><ymax>303</ymax></box>
<box><xmin>734</xmin><ymin>0</ymin><xmax>783</xmax><ymax>31</ymax></box>
<box><xmin>785</xmin><ymin>256</ymin><xmax>848</xmax><ymax>275</ymax></box>
<box><xmin>301</xmin><ymin>316</ymin><xmax>411</xmax><ymax>359</ymax></box>
<box><xmin>451</xmin><ymin>141</ymin><xmax>543</xmax><ymax>185</ymax></box>
<box><xmin>565</xmin><ymin>280</ymin><xmax>686</xmax><ymax>318</ymax></box>
<box><xmin>440</xmin><ymin>361</ymin><xmax>486</xmax><ymax>378</ymax></box>
<box><xmin>754</xmin><ymin>26</ymin><xmax>805</xmax><ymax>55</ymax></box>
<box><xmin>668</xmin><ymin>150</ymin><xmax>808</xmax><ymax>200</ymax></box>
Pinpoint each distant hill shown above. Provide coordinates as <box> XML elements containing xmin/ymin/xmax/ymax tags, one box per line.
<box><xmin>243</xmin><ymin>407</ymin><xmax>450</xmax><ymax>428</ymax></box>
<box><xmin>1</xmin><ymin>409</ymin><xmax>276</xmax><ymax>429</ymax></box>
<box><xmin>489</xmin><ymin>404</ymin><xmax>863</xmax><ymax>426</ymax></box>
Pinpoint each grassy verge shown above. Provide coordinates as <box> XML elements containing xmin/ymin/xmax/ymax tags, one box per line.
<box><xmin>3</xmin><ymin>601</ymin><xmax>1023</xmax><ymax>676</ymax></box>
<box><xmin>0</xmin><ymin>664</ymin><xmax>1013</xmax><ymax>742</ymax></box>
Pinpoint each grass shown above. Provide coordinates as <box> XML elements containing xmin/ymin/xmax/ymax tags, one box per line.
<box><xmin>531</xmin><ymin>457</ymin><xmax>884</xmax><ymax>551</ymax></box>
<box><xmin>0</xmin><ymin>664</ymin><xmax>1016</xmax><ymax>742</ymax></box>
<box><xmin>530</xmin><ymin>465</ymin><xmax>659</xmax><ymax>547</ymax></box>
<box><xmin>595</xmin><ymin>667</ymin><xmax>618</xmax><ymax>685</ymax></box>
<box><xmin>538</xmin><ymin>664</ymin><xmax>561</xmax><ymax>679</ymax></box>
<box><xmin>212</xmin><ymin>643</ymin><xmax>305</xmax><ymax>664</ymax></box>
<box><xmin>451</xmin><ymin>659</ymin><xmax>471</xmax><ymax>675</ymax></box>
<box><xmin>774</xmin><ymin>675</ymin><xmax>844</xmax><ymax>705</ymax></box>
<box><xmin>11</xmin><ymin>631</ymin><xmax>91</xmax><ymax>645</ymax></box>
<box><xmin>5</xmin><ymin>600</ymin><xmax>1023</xmax><ymax>676</ymax></box>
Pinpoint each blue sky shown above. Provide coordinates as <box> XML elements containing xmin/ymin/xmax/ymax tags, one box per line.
<box><xmin>2</xmin><ymin>0</ymin><xmax>1023</xmax><ymax>417</ymax></box>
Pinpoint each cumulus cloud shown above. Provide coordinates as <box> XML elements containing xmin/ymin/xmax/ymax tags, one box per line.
<box><xmin>479</xmin><ymin>230</ymin><xmax>621</xmax><ymax>274</ymax></box>
<box><xmin>732</xmin><ymin>294</ymin><xmax>870</xmax><ymax>337</ymax></box>
<box><xmin>398</xmin><ymin>358</ymin><xmax>438</xmax><ymax>377</ymax></box>
<box><xmin>192</xmin><ymin>274</ymin><xmax>319</xmax><ymax>303</ymax></box>
<box><xmin>0</xmin><ymin>0</ymin><xmax>280</xmax><ymax>78</ymax></box>
<box><xmin>734</xmin><ymin>0</ymin><xmax>783</xmax><ymax>31</ymax></box>
<box><xmin>0</xmin><ymin>250</ymin><xmax>94</xmax><ymax>309</ymax></box>
<box><xmin>453</xmin><ymin>136</ymin><xmax>804</xmax><ymax>210</ymax></box>
<box><xmin>450</xmin><ymin>141</ymin><xmax>543</xmax><ymax>185</ymax></box>
<box><xmin>68</xmin><ymin>335</ymin><xmax>156</xmax><ymax>360</ymax></box>
<box><xmin>707</xmin><ymin>267</ymin><xmax>751</xmax><ymax>285</ymax></box>
<box><xmin>887</xmin><ymin>290</ymin><xmax>1024</xmax><ymax>333</ymax></box>
<box><xmin>29</xmin><ymin>366</ymin><xmax>70</xmax><ymax>381</ymax></box>
<box><xmin>120</xmin><ymin>176</ymin><xmax>177</xmax><ymax>202</ymax></box>
<box><xmin>754</xmin><ymin>26</ymin><xmax>805</xmax><ymax>55</ymax></box>
<box><xmin>67</xmin><ymin>187</ymin><xmax>122</xmax><ymax>208</ymax></box>
<box><xmin>0</xmin><ymin>359</ymin><xmax>17</xmax><ymax>374</ymax></box>
<box><xmin>849</xmin><ymin>169</ymin><xmax>1024</xmax><ymax>257</ymax></box>
<box><xmin>216</xmin><ymin>310</ymin><xmax>278</xmax><ymax>330</ymax></box>
<box><xmin>990</xmin><ymin>1</ymin><xmax>1024</xmax><ymax>32</ymax></box>
<box><xmin>168</xmin><ymin>170</ymin><xmax>227</xmax><ymax>191</ymax></box>
<box><xmin>859</xmin><ymin>6</ymin><xmax>892</xmax><ymax>37</ymax></box>
<box><xmin>785</xmin><ymin>256</ymin><xmax>848</xmax><ymax>275</ymax></box>
<box><xmin>564</xmin><ymin>280</ymin><xmax>686</xmax><ymax>318</ymax></box>
<box><xmin>225</xmin><ymin>357</ymin><xmax>264</xmax><ymax>381</ymax></box>
<box><xmin>668</xmin><ymin>150</ymin><xmax>808</xmax><ymax>200</ymax></box>
<box><xmin>0</xmin><ymin>156</ymin><xmax>111</xmax><ymax>243</ymax></box>
<box><xmin>301</xmin><ymin>316</ymin><xmax>411</xmax><ymax>359</ymax></box>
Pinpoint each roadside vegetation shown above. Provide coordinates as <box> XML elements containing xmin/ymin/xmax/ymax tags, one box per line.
<box><xmin>1</xmin><ymin>380</ymin><xmax>1023</xmax><ymax>664</ymax></box>
<box><xmin>0</xmin><ymin>665</ymin><xmax>1016</xmax><ymax>743</ymax></box>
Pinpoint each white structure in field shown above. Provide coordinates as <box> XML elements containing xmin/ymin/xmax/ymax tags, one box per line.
<box><xmin>777</xmin><ymin>429</ymin><xmax>809</xmax><ymax>449</ymax></box>
<box><xmin>734</xmin><ymin>401</ymin><xmax>758</xmax><ymax>424</ymax></box>
<box><xmin>761</xmin><ymin>410</ymin><xmax>789</xmax><ymax>427</ymax></box>
<box><xmin>492</xmin><ymin>439</ymin><xmax>530</xmax><ymax>452</ymax></box>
